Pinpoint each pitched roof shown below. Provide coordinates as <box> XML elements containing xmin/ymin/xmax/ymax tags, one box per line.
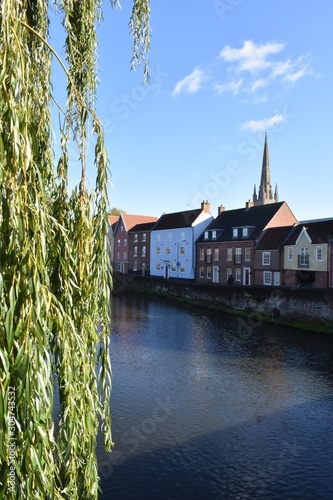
<box><xmin>152</xmin><ymin>208</ymin><xmax>202</xmax><ymax>230</ymax></box>
<box><xmin>255</xmin><ymin>225</ymin><xmax>295</xmax><ymax>250</ymax></box>
<box><xmin>128</xmin><ymin>221</ymin><xmax>157</xmax><ymax>233</ymax></box>
<box><xmin>284</xmin><ymin>218</ymin><xmax>333</xmax><ymax>245</ymax></box>
<box><xmin>118</xmin><ymin>213</ymin><xmax>158</xmax><ymax>232</ymax></box>
<box><xmin>196</xmin><ymin>202</ymin><xmax>287</xmax><ymax>243</ymax></box>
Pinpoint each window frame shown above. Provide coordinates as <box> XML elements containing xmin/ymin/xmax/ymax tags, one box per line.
<box><xmin>262</xmin><ymin>251</ymin><xmax>271</xmax><ymax>266</ymax></box>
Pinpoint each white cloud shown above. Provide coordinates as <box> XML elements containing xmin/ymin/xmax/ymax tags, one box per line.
<box><xmin>249</xmin><ymin>78</ymin><xmax>268</xmax><ymax>93</ymax></box>
<box><xmin>240</xmin><ymin>114</ymin><xmax>285</xmax><ymax>132</ymax></box>
<box><xmin>172</xmin><ymin>67</ymin><xmax>205</xmax><ymax>95</ymax></box>
<box><xmin>214</xmin><ymin>78</ymin><xmax>243</xmax><ymax>95</ymax></box>
<box><xmin>217</xmin><ymin>41</ymin><xmax>315</xmax><ymax>99</ymax></box>
<box><xmin>220</xmin><ymin>40</ymin><xmax>285</xmax><ymax>73</ymax></box>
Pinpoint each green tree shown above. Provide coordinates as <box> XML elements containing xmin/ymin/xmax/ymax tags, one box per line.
<box><xmin>0</xmin><ymin>1</ymin><xmax>150</xmax><ymax>498</ymax></box>
<box><xmin>109</xmin><ymin>207</ymin><xmax>126</xmax><ymax>216</ymax></box>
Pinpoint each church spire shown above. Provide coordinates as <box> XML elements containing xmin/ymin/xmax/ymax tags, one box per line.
<box><xmin>259</xmin><ymin>132</ymin><xmax>271</xmax><ymax>195</ymax></box>
<box><xmin>249</xmin><ymin>132</ymin><xmax>278</xmax><ymax>206</ymax></box>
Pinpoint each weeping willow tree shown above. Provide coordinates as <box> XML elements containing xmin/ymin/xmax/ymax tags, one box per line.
<box><xmin>0</xmin><ymin>0</ymin><xmax>150</xmax><ymax>498</ymax></box>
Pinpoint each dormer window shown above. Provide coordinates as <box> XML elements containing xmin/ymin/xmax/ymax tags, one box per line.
<box><xmin>204</xmin><ymin>231</ymin><xmax>209</xmax><ymax>240</ymax></box>
<box><xmin>212</xmin><ymin>230</ymin><xmax>217</xmax><ymax>239</ymax></box>
<box><xmin>242</xmin><ymin>227</ymin><xmax>248</xmax><ymax>237</ymax></box>
<box><xmin>232</xmin><ymin>228</ymin><xmax>238</xmax><ymax>238</ymax></box>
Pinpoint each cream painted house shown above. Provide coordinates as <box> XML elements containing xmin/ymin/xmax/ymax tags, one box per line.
<box><xmin>283</xmin><ymin>219</ymin><xmax>333</xmax><ymax>287</ymax></box>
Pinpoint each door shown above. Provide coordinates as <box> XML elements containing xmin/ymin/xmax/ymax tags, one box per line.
<box><xmin>273</xmin><ymin>272</ymin><xmax>280</xmax><ymax>286</ymax></box>
<box><xmin>243</xmin><ymin>267</ymin><xmax>251</xmax><ymax>285</ymax></box>
<box><xmin>164</xmin><ymin>263</ymin><xmax>169</xmax><ymax>279</ymax></box>
<box><xmin>212</xmin><ymin>266</ymin><xmax>219</xmax><ymax>283</ymax></box>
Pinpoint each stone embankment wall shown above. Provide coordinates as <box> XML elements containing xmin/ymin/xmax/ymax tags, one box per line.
<box><xmin>115</xmin><ymin>274</ymin><xmax>333</xmax><ymax>334</ymax></box>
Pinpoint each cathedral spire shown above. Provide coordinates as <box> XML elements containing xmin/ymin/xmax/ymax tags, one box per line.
<box><xmin>259</xmin><ymin>132</ymin><xmax>271</xmax><ymax>194</ymax></box>
<box><xmin>248</xmin><ymin>132</ymin><xmax>279</xmax><ymax>206</ymax></box>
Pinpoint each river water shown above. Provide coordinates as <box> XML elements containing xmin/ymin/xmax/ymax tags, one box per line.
<box><xmin>98</xmin><ymin>292</ymin><xmax>333</xmax><ymax>499</ymax></box>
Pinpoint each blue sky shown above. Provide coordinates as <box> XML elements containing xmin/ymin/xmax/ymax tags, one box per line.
<box><xmin>50</xmin><ymin>0</ymin><xmax>333</xmax><ymax>221</ymax></box>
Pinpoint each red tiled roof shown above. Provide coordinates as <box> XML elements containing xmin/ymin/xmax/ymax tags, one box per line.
<box><xmin>121</xmin><ymin>213</ymin><xmax>158</xmax><ymax>232</ymax></box>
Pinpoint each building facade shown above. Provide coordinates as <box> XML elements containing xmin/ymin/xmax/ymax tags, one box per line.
<box><xmin>150</xmin><ymin>201</ymin><xmax>213</xmax><ymax>280</ymax></box>
<box><xmin>112</xmin><ymin>213</ymin><xmax>158</xmax><ymax>273</ymax></box>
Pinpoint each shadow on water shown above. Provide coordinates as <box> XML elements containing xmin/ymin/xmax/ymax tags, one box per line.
<box><xmin>98</xmin><ymin>293</ymin><xmax>333</xmax><ymax>499</ymax></box>
<box><xmin>98</xmin><ymin>394</ymin><xmax>333</xmax><ymax>500</ymax></box>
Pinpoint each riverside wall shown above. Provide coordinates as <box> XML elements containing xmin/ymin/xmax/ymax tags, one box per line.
<box><xmin>114</xmin><ymin>274</ymin><xmax>333</xmax><ymax>334</ymax></box>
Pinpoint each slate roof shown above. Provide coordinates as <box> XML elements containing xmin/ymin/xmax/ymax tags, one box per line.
<box><xmin>128</xmin><ymin>221</ymin><xmax>157</xmax><ymax>233</ymax></box>
<box><xmin>255</xmin><ymin>225</ymin><xmax>295</xmax><ymax>250</ymax></box>
<box><xmin>196</xmin><ymin>201</ymin><xmax>286</xmax><ymax>243</ymax></box>
<box><xmin>152</xmin><ymin>208</ymin><xmax>202</xmax><ymax>230</ymax></box>
<box><xmin>284</xmin><ymin>218</ymin><xmax>333</xmax><ymax>245</ymax></box>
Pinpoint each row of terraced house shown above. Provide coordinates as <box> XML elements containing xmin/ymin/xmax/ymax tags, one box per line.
<box><xmin>108</xmin><ymin>135</ymin><xmax>333</xmax><ymax>288</ymax></box>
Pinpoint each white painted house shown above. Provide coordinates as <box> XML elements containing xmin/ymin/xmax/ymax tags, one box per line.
<box><xmin>150</xmin><ymin>201</ymin><xmax>213</xmax><ymax>280</ymax></box>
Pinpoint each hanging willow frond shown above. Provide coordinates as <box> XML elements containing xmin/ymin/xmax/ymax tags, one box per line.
<box><xmin>0</xmin><ymin>0</ymin><xmax>150</xmax><ymax>498</ymax></box>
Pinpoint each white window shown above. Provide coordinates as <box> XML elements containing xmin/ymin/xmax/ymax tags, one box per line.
<box><xmin>166</xmin><ymin>246</ymin><xmax>171</xmax><ymax>255</ymax></box>
<box><xmin>120</xmin><ymin>225</ymin><xmax>124</xmax><ymax>232</ymax></box>
<box><xmin>199</xmin><ymin>248</ymin><xmax>204</xmax><ymax>261</ymax></box>
<box><xmin>142</xmin><ymin>233</ymin><xmax>147</xmax><ymax>242</ymax></box>
<box><xmin>299</xmin><ymin>247</ymin><xmax>309</xmax><ymax>267</ymax></box>
<box><xmin>171</xmin><ymin>262</ymin><xmax>176</xmax><ymax>272</ymax></box>
<box><xmin>235</xmin><ymin>268</ymin><xmax>241</xmax><ymax>281</ymax></box>
<box><xmin>242</xmin><ymin>227</ymin><xmax>248</xmax><ymax>237</ymax></box>
<box><xmin>156</xmin><ymin>247</ymin><xmax>160</xmax><ymax>255</ymax></box>
<box><xmin>288</xmin><ymin>247</ymin><xmax>293</xmax><ymax>261</ymax></box>
<box><xmin>179</xmin><ymin>246</ymin><xmax>185</xmax><ymax>255</ymax></box>
<box><xmin>116</xmin><ymin>251</ymin><xmax>120</xmax><ymax>260</ymax></box>
<box><xmin>232</xmin><ymin>228</ymin><xmax>238</xmax><ymax>238</ymax></box>
<box><xmin>156</xmin><ymin>233</ymin><xmax>161</xmax><ymax>242</ymax></box>
<box><xmin>142</xmin><ymin>246</ymin><xmax>146</xmax><ymax>257</ymax></box>
<box><xmin>227</xmin><ymin>268</ymin><xmax>232</xmax><ymax>280</ymax></box>
<box><xmin>235</xmin><ymin>248</ymin><xmax>242</xmax><ymax>264</ymax></box>
<box><xmin>206</xmin><ymin>248</ymin><xmax>212</xmax><ymax>263</ymax></box>
<box><xmin>168</xmin><ymin>232</ymin><xmax>172</xmax><ymax>241</ymax></box>
<box><xmin>180</xmin><ymin>232</ymin><xmax>185</xmax><ymax>241</ymax></box>
<box><xmin>134</xmin><ymin>234</ymin><xmax>138</xmax><ymax>242</ymax></box>
<box><xmin>227</xmin><ymin>248</ymin><xmax>232</xmax><ymax>261</ymax></box>
<box><xmin>134</xmin><ymin>246</ymin><xmax>138</xmax><ymax>257</ymax></box>
<box><xmin>212</xmin><ymin>230</ymin><xmax>217</xmax><ymax>239</ymax></box>
<box><xmin>204</xmin><ymin>231</ymin><xmax>209</xmax><ymax>240</ymax></box>
<box><xmin>207</xmin><ymin>267</ymin><xmax>212</xmax><ymax>279</ymax></box>
<box><xmin>199</xmin><ymin>266</ymin><xmax>204</xmax><ymax>278</ymax></box>
<box><xmin>263</xmin><ymin>271</ymin><xmax>272</xmax><ymax>285</ymax></box>
<box><xmin>245</xmin><ymin>248</ymin><xmax>251</xmax><ymax>261</ymax></box>
<box><xmin>262</xmin><ymin>252</ymin><xmax>271</xmax><ymax>265</ymax></box>
<box><xmin>123</xmin><ymin>251</ymin><xmax>127</xmax><ymax>260</ymax></box>
<box><xmin>214</xmin><ymin>248</ymin><xmax>219</xmax><ymax>261</ymax></box>
<box><xmin>124</xmin><ymin>238</ymin><xmax>127</xmax><ymax>246</ymax></box>
<box><xmin>316</xmin><ymin>246</ymin><xmax>323</xmax><ymax>261</ymax></box>
<box><xmin>180</xmin><ymin>263</ymin><xmax>185</xmax><ymax>273</ymax></box>
<box><xmin>117</xmin><ymin>239</ymin><xmax>121</xmax><ymax>246</ymax></box>
<box><xmin>156</xmin><ymin>261</ymin><xmax>161</xmax><ymax>271</ymax></box>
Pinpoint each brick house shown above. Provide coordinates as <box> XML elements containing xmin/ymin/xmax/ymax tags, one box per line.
<box><xmin>196</xmin><ymin>201</ymin><xmax>297</xmax><ymax>285</ymax></box>
<box><xmin>253</xmin><ymin>225</ymin><xmax>296</xmax><ymax>286</ymax></box>
<box><xmin>128</xmin><ymin>221</ymin><xmax>157</xmax><ymax>275</ymax></box>
<box><xmin>112</xmin><ymin>213</ymin><xmax>158</xmax><ymax>273</ymax></box>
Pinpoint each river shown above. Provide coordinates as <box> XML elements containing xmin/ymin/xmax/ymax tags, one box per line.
<box><xmin>98</xmin><ymin>291</ymin><xmax>333</xmax><ymax>499</ymax></box>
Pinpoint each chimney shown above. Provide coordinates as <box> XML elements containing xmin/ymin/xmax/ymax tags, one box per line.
<box><xmin>217</xmin><ymin>205</ymin><xmax>225</xmax><ymax>215</ymax></box>
<box><xmin>201</xmin><ymin>200</ymin><xmax>210</xmax><ymax>213</ymax></box>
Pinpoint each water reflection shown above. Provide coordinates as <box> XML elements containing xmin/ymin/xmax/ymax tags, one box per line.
<box><xmin>99</xmin><ymin>292</ymin><xmax>333</xmax><ymax>499</ymax></box>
